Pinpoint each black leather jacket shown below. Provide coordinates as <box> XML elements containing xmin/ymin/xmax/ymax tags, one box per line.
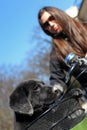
<box><xmin>49</xmin><ymin>53</ymin><xmax>87</xmax><ymax>96</ymax></box>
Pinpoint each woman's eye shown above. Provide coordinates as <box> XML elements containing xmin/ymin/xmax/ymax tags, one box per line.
<box><xmin>43</xmin><ymin>22</ymin><xmax>49</xmax><ymax>28</ymax></box>
<box><xmin>49</xmin><ymin>16</ymin><xmax>55</xmax><ymax>21</ymax></box>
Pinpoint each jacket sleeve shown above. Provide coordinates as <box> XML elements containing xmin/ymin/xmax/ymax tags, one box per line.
<box><xmin>49</xmin><ymin>56</ymin><xmax>67</xmax><ymax>89</ymax></box>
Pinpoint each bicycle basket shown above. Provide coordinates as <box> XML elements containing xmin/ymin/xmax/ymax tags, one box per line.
<box><xmin>23</xmin><ymin>89</ymin><xmax>85</xmax><ymax>130</ymax></box>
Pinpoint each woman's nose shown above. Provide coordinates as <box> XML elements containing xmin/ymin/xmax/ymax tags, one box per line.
<box><xmin>48</xmin><ymin>21</ymin><xmax>54</xmax><ymax>26</ymax></box>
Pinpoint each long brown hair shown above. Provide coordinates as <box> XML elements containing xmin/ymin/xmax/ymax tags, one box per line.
<box><xmin>38</xmin><ymin>6</ymin><xmax>87</xmax><ymax>62</ymax></box>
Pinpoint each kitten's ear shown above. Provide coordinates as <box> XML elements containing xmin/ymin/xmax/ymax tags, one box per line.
<box><xmin>9</xmin><ymin>86</ymin><xmax>34</xmax><ymax>116</ymax></box>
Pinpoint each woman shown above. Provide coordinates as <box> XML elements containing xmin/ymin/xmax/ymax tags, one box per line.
<box><xmin>38</xmin><ymin>6</ymin><xmax>87</xmax><ymax>98</ymax></box>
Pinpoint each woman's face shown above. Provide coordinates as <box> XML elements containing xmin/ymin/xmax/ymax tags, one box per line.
<box><xmin>40</xmin><ymin>11</ymin><xmax>63</xmax><ymax>36</ymax></box>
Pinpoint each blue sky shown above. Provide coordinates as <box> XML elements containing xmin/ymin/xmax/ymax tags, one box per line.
<box><xmin>0</xmin><ymin>0</ymin><xmax>82</xmax><ymax>65</ymax></box>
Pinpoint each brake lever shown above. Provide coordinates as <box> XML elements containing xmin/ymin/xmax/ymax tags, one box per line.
<box><xmin>65</xmin><ymin>63</ymin><xmax>77</xmax><ymax>84</ymax></box>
